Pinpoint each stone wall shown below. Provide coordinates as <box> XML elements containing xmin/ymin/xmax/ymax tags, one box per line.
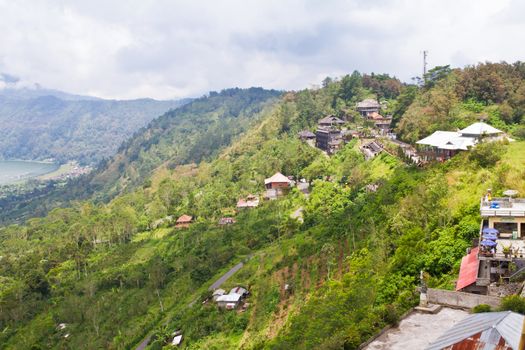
<box><xmin>427</xmin><ymin>288</ymin><xmax>501</xmax><ymax>309</ymax></box>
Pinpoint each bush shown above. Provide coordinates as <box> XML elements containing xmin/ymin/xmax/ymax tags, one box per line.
<box><xmin>472</xmin><ymin>304</ymin><xmax>491</xmax><ymax>313</ymax></box>
<box><xmin>499</xmin><ymin>295</ymin><xmax>525</xmax><ymax>314</ymax></box>
<box><xmin>468</xmin><ymin>142</ymin><xmax>503</xmax><ymax>168</ymax></box>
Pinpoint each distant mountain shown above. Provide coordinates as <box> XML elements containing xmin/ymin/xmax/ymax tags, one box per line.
<box><xmin>0</xmin><ymin>80</ymin><xmax>189</xmax><ymax>164</ymax></box>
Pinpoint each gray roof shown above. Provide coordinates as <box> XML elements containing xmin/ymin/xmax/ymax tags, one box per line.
<box><xmin>298</xmin><ymin>130</ymin><xmax>316</xmax><ymax>138</ymax></box>
<box><xmin>356</xmin><ymin>99</ymin><xmax>380</xmax><ymax>109</ymax></box>
<box><xmin>318</xmin><ymin>115</ymin><xmax>345</xmax><ymax>125</ymax></box>
<box><xmin>426</xmin><ymin>311</ymin><xmax>524</xmax><ymax>350</ymax></box>
<box><xmin>216</xmin><ymin>293</ymin><xmax>242</xmax><ymax>303</ymax></box>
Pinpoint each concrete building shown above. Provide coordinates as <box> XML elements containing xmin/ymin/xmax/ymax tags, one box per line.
<box><xmin>456</xmin><ymin>192</ymin><xmax>525</xmax><ymax>295</ymax></box>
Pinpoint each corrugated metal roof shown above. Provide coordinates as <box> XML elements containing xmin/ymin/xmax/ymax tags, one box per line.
<box><xmin>456</xmin><ymin>247</ymin><xmax>480</xmax><ymax>291</ymax></box>
<box><xmin>216</xmin><ymin>293</ymin><xmax>242</xmax><ymax>303</ymax></box>
<box><xmin>426</xmin><ymin>311</ymin><xmax>524</xmax><ymax>350</ymax></box>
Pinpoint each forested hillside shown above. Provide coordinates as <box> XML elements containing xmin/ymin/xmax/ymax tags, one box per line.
<box><xmin>0</xmin><ymin>90</ymin><xmax>186</xmax><ymax>164</ymax></box>
<box><xmin>0</xmin><ymin>88</ymin><xmax>281</xmax><ymax>223</ymax></box>
<box><xmin>89</xmin><ymin>87</ymin><xmax>282</xmax><ymax>200</ymax></box>
<box><xmin>1</xmin><ymin>63</ymin><xmax>525</xmax><ymax>350</ymax></box>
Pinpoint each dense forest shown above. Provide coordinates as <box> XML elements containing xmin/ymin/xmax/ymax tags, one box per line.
<box><xmin>0</xmin><ymin>89</ymin><xmax>186</xmax><ymax>164</ymax></box>
<box><xmin>1</xmin><ymin>62</ymin><xmax>525</xmax><ymax>349</ymax></box>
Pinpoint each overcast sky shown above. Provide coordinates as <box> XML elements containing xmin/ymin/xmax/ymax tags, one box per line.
<box><xmin>0</xmin><ymin>0</ymin><xmax>524</xmax><ymax>100</ymax></box>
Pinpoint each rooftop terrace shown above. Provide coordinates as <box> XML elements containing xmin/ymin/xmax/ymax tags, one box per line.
<box><xmin>480</xmin><ymin>197</ymin><xmax>525</xmax><ymax>217</ymax></box>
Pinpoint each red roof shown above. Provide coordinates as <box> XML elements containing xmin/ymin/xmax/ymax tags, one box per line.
<box><xmin>176</xmin><ymin>214</ymin><xmax>193</xmax><ymax>223</ymax></box>
<box><xmin>456</xmin><ymin>247</ymin><xmax>479</xmax><ymax>291</ymax></box>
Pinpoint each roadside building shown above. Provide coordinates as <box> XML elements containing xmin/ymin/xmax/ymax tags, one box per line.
<box><xmin>229</xmin><ymin>286</ymin><xmax>249</xmax><ymax>297</ymax></box>
<box><xmin>216</xmin><ymin>293</ymin><xmax>242</xmax><ymax>309</ymax></box>
<box><xmin>426</xmin><ymin>311</ymin><xmax>525</xmax><ymax>350</ymax></box>
<box><xmin>212</xmin><ymin>288</ymin><xmax>226</xmax><ymax>301</ymax></box>
<box><xmin>175</xmin><ymin>215</ymin><xmax>193</xmax><ymax>228</ymax></box>
<box><xmin>356</xmin><ymin>99</ymin><xmax>380</xmax><ymax>117</ymax></box>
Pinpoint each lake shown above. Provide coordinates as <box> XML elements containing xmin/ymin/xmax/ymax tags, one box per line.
<box><xmin>0</xmin><ymin>161</ymin><xmax>59</xmax><ymax>185</ymax></box>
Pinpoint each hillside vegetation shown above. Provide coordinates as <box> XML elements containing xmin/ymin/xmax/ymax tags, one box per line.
<box><xmin>0</xmin><ymin>91</ymin><xmax>186</xmax><ymax>164</ymax></box>
<box><xmin>1</xmin><ymin>63</ymin><xmax>525</xmax><ymax>349</ymax></box>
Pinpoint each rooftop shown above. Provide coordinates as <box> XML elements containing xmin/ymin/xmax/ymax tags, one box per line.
<box><xmin>480</xmin><ymin>197</ymin><xmax>525</xmax><ymax>217</ymax></box>
<box><xmin>426</xmin><ymin>311</ymin><xmax>525</xmax><ymax>350</ymax></box>
<box><xmin>216</xmin><ymin>293</ymin><xmax>242</xmax><ymax>303</ymax></box>
<box><xmin>364</xmin><ymin>308</ymin><xmax>468</xmax><ymax>350</ymax></box>
<box><xmin>318</xmin><ymin>115</ymin><xmax>345</xmax><ymax>125</ymax></box>
<box><xmin>176</xmin><ymin>214</ymin><xmax>193</xmax><ymax>223</ymax></box>
<box><xmin>264</xmin><ymin>172</ymin><xmax>292</xmax><ymax>185</ymax></box>
<box><xmin>460</xmin><ymin>122</ymin><xmax>503</xmax><ymax>136</ymax></box>
<box><xmin>416</xmin><ymin>131</ymin><xmax>476</xmax><ymax>150</ymax></box>
<box><xmin>456</xmin><ymin>247</ymin><xmax>479</xmax><ymax>291</ymax></box>
<box><xmin>357</xmin><ymin>98</ymin><xmax>380</xmax><ymax>109</ymax></box>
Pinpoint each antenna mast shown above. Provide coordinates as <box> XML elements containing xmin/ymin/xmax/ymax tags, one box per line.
<box><xmin>422</xmin><ymin>50</ymin><xmax>428</xmax><ymax>83</ymax></box>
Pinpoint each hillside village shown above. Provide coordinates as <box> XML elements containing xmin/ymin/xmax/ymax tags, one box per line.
<box><xmin>4</xmin><ymin>63</ymin><xmax>525</xmax><ymax>350</ymax></box>
<box><xmin>145</xmin><ymin>97</ymin><xmax>522</xmax><ymax>348</ymax></box>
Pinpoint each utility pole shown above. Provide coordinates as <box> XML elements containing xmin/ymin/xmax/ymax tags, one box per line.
<box><xmin>422</xmin><ymin>50</ymin><xmax>428</xmax><ymax>84</ymax></box>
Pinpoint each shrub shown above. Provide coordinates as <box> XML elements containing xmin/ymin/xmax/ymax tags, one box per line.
<box><xmin>499</xmin><ymin>295</ymin><xmax>525</xmax><ymax>314</ymax></box>
<box><xmin>472</xmin><ymin>304</ymin><xmax>491</xmax><ymax>313</ymax></box>
<box><xmin>468</xmin><ymin>142</ymin><xmax>503</xmax><ymax>168</ymax></box>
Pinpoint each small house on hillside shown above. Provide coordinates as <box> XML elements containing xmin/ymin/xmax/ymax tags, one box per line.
<box><xmin>367</xmin><ymin>112</ymin><xmax>392</xmax><ymax>134</ymax></box>
<box><xmin>298</xmin><ymin>130</ymin><xmax>316</xmax><ymax>141</ymax></box>
<box><xmin>237</xmin><ymin>194</ymin><xmax>259</xmax><ymax>209</ymax></box>
<box><xmin>218</xmin><ymin>217</ymin><xmax>236</xmax><ymax>225</ymax></box>
<box><xmin>215</xmin><ymin>286</ymin><xmax>250</xmax><ymax>310</ymax></box>
<box><xmin>356</xmin><ymin>99</ymin><xmax>380</xmax><ymax>116</ymax></box>
<box><xmin>361</xmin><ymin>141</ymin><xmax>383</xmax><ymax>160</ymax></box>
<box><xmin>175</xmin><ymin>215</ymin><xmax>193</xmax><ymax>228</ymax></box>
<box><xmin>318</xmin><ymin>115</ymin><xmax>345</xmax><ymax>127</ymax></box>
<box><xmin>426</xmin><ymin>311</ymin><xmax>525</xmax><ymax>350</ymax></box>
<box><xmin>216</xmin><ymin>293</ymin><xmax>242</xmax><ymax>309</ymax></box>
<box><xmin>264</xmin><ymin>172</ymin><xmax>292</xmax><ymax>190</ymax></box>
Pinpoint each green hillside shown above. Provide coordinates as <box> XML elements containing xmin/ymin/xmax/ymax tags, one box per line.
<box><xmin>0</xmin><ymin>88</ymin><xmax>281</xmax><ymax>223</ymax></box>
<box><xmin>0</xmin><ymin>94</ymin><xmax>187</xmax><ymax>164</ymax></box>
<box><xmin>1</xmin><ymin>64</ymin><xmax>525</xmax><ymax>349</ymax></box>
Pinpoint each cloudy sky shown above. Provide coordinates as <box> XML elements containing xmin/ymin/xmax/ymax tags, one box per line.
<box><xmin>0</xmin><ymin>0</ymin><xmax>524</xmax><ymax>100</ymax></box>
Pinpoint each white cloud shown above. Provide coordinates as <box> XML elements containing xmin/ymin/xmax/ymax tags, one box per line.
<box><xmin>0</xmin><ymin>0</ymin><xmax>524</xmax><ymax>99</ymax></box>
